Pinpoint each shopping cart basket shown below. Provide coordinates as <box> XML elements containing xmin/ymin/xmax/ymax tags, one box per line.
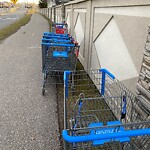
<box><xmin>41</xmin><ymin>41</ymin><xmax>79</xmax><ymax>95</ymax></box>
<box><xmin>41</xmin><ymin>32</ymin><xmax>75</xmax><ymax>73</ymax></box>
<box><xmin>62</xmin><ymin>68</ymin><xmax>150</xmax><ymax>150</ymax></box>
<box><xmin>41</xmin><ymin>42</ymin><xmax>79</xmax><ymax>72</ymax></box>
<box><xmin>52</xmin><ymin>22</ymin><xmax>68</xmax><ymax>34</ymax></box>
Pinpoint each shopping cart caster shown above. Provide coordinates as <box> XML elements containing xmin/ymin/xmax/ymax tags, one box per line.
<box><xmin>42</xmin><ymin>88</ymin><xmax>45</xmax><ymax>96</ymax></box>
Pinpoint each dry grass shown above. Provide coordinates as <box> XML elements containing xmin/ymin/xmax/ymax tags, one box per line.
<box><xmin>0</xmin><ymin>14</ymin><xmax>32</xmax><ymax>41</ymax></box>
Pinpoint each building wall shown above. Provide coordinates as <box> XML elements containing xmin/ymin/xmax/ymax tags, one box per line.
<box><xmin>43</xmin><ymin>0</ymin><xmax>150</xmax><ymax>94</ymax></box>
<box><xmin>64</xmin><ymin>0</ymin><xmax>150</xmax><ymax>94</ymax></box>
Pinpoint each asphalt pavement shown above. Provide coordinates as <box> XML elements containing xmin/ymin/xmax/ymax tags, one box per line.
<box><xmin>0</xmin><ymin>14</ymin><xmax>60</xmax><ymax>150</ymax></box>
<box><xmin>0</xmin><ymin>8</ymin><xmax>26</xmax><ymax>30</ymax></box>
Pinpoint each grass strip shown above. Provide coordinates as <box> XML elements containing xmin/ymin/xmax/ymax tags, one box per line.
<box><xmin>0</xmin><ymin>14</ymin><xmax>32</xmax><ymax>41</ymax></box>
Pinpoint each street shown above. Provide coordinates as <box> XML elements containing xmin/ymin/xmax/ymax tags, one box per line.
<box><xmin>0</xmin><ymin>8</ymin><xmax>26</xmax><ymax>30</ymax></box>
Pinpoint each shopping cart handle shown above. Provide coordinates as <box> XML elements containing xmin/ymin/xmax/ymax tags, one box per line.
<box><xmin>52</xmin><ymin>23</ymin><xmax>67</xmax><ymax>25</ymax></box>
<box><xmin>42</xmin><ymin>36</ymin><xmax>72</xmax><ymax>40</ymax></box>
<box><xmin>64</xmin><ymin>71</ymin><xmax>71</xmax><ymax>81</ymax></box>
<box><xmin>41</xmin><ymin>43</ymin><xmax>75</xmax><ymax>47</ymax></box>
<box><xmin>100</xmin><ymin>68</ymin><xmax>115</xmax><ymax>79</ymax></box>
<box><xmin>42</xmin><ymin>38</ymin><xmax>71</xmax><ymax>43</ymax></box>
<box><xmin>43</xmin><ymin>32</ymin><xmax>69</xmax><ymax>37</ymax></box>
<box><xmin>62</xmin><ymin>129</ymin><xmax>150</xmax><ymax>143</ymax></box>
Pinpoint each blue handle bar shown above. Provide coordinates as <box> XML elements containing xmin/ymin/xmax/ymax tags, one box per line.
<box><xmin>43</xmin><ymin>36</ymin><xmax>72</xmax><ymax>40</ymax></box>
<box><xmin>99</xmin><ymin>68</ymin><xmax>115</xmax><ymax>95</ymax></box>
<box><xmin>43</xmin><ymin>35</ymin><xmax>71</xmax><ymax>39</ymax></box>
<box><xmin>42</xmin><ymin>38</ymin><xmax>72</xmax><ymax>43</ymax></box>
<box><xmin>43</xmin><ymin>32</ymin><xmax>69</xmax><ymax>37</ymax></box>
<box><xmin>44</xmin><ymin>34</ymin><xmax>69</xmax><ymax>37</ymax></box>
<box><xmin>41</xmin><ymin>42</ymin><xmax>75</xmax><ymax>47</ymax></box>
<box><xmin>64</xmin><ymin>71</ymin><xmax>71</xmax><ymax>82</ymax></box>
<box><xmin>64</xmin><ymin>71</ymin><xmax>71</xmax><ymax>98</ymax></box>
<box><xmin>42</xmin><ymin>38</ymin><xmax>71</xmax><ymax>41</ymax></box>
<box><xmin>52</xmin><ymin>23</ymin><xmax>67</xmax><ymax>26</ymax></box>
<box><xmin>100</xmin><ymin>68</ymin><xmax>115</xmax><ymax>80</ymax></box>
<box><xmin>62</xmin><ymin>128</ymin><xmax>150</xmax><ymax>143</ymax></box>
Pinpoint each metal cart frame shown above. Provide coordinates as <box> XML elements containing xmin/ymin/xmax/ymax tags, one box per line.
<box><xmin>62</xmin><ymin>69</ymin><xmax>150</xmax><ymax>150</ymax></box>
<box><xmin>41</xmin><ymin>35</ymin><xmax>79</xmax><ymax>95</ymax></box>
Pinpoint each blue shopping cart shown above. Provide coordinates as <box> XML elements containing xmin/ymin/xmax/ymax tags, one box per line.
<box><xmin>62</xmin><ymin>69</ymin><xmax>150</xmax><ymax>150</ymax></box>
<box><xmin>41</xmin><ymin>32</ymin><xmax>79</xmax><ymax>95</ymax></box>
<box><xmin>52</xmin><ymin>22</ymin><xmax>68</xmax><ymax>34</ymax></box>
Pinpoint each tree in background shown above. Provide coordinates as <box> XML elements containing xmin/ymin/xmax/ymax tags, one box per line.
<box><xmin>38</xmin><ymin>0</ymin><xmax>47</xmax><ymax>8</ymax></box>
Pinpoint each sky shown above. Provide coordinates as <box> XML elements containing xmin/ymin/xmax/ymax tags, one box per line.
<box><xmin>21</xmin><ymin>0</ymin><xmax>39</xmax><ymax>4</ymax></box>
<box><xmin>4</xmin><ymin>0</ymin><xmax>40</xmax><ymax>4</ymax></box>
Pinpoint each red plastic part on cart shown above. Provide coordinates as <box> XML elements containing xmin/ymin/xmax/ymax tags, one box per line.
<box><xmin>56</xmin><ymin>28</ymin><xmax>65</xmax><ymax>34</ymax></box>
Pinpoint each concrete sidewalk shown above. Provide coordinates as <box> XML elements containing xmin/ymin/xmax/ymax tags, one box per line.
<box><xmin>0</xmin><ymin>14</ymin><xmax>60</xmax><ymax>150</ymax></box>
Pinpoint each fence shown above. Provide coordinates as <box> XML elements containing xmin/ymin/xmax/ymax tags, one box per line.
<box><xmin>40</xmin><ymin>0</ymin><xmax>150</xmax><ymax>111</ymax></box>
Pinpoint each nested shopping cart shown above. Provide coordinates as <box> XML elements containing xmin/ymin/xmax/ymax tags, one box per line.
<box><xmin>41</xmin><ymin>38</ymin><xmax>79</xmax><ymax>95</ymax></box>
<box><xmin>43</xmin><ymin>32</ymin><xmax>73</xmax><ymax>45</ymax></box>
<box><xmin>41</xmin><ymin>32</ymin><xmax>78</xmax><ymax>73</ymax></box>
<box><xmin>43</xmin><ymin>32</ymin><xmax>70</xmax><ymax>37</ymax></box>
<box><xmin>52</xmin><ymin>22</ymin><xmax>68</xmax><ymax>34</ymax></box>
<box><xmin>62</xmin><ymin>68</ymin><xmax>150</xmax><ymax>150</ymax></box>
<box><xmin>42</xmin><ymin>38</ymin><xmax>73</xmax><ymax>44</ymax></box>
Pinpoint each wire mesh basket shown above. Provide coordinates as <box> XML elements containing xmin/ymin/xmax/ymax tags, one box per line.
<box><xmin>52</xmin><ymin>23</ymin><xmax>68</xmax><ymax>34</ymax></box>
<box><xmin>42</xmin><ymin>42</ymin><xmax>79</xmax><ymax>72</ymax></box>
<box><xmin>41</xmin><ymin>32</ymin><xmax>79</xmax><ymax>95</ymax></box>
<box><xmin>62</xmin><ymin>69</ymin><xmax>150</xmax><ymax>150</ymax></box>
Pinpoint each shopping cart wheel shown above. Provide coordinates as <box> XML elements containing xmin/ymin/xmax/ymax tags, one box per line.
<box><xmin>44</xmin><ymin>73</ymin><xmax>47</xmax><ymax>80</ymax></box>
<box><xmin>42</xmin><ymin>88</ymin><xmax>45</xmax><ymax>96</ymax></box>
